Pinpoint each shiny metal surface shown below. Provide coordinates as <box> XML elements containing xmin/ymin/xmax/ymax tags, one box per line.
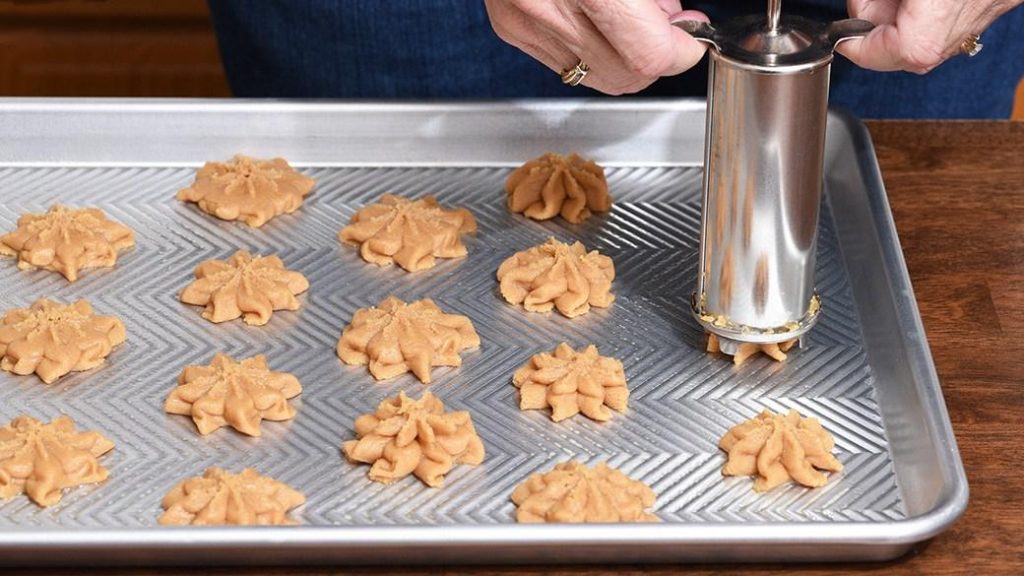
<box><xmin>695</xmin><ymin>52</ymin><xmax>831</xmax><ymax>342</ymax></box>
<box><xmin>677</xmin><ymin>5</ymin><xmax>873</xmax><ymax>344</ymax></box>
<box><xmin>0</xmin><ymin>100</ymin><xmax>966</xmax><ymax>566</ymax></box>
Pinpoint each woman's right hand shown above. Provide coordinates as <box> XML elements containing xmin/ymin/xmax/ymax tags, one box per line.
<box><xmin>484</xmin><ymin>0</ymin><xmax>708</xmax><ymax>95</ymax></box>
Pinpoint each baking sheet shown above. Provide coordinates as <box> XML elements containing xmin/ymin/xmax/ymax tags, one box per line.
<box><xmin>0</xmin><ymin>100</ymin><xmax>966</xmax><ymax>566</ymax></box>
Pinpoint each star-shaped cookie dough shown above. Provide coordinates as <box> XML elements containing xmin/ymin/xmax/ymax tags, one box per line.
<box><xmin>511</xmin><ymin>461</ymin><xmax>657</xmax><ymax>523</ymax></box>
<box><xmin>165</xmin><ymin>353</ymin><xmax>302</xmax><ymax>437</ymax></box>
<box><xmin>497</xmin><ymin>237</ymin><xmax>615</xmax><ymax>318</ymax></box>
<box><xmin>339</xmin><ymin>194</ymin><xmax>476</xmax><ymax>272</ymax></box>
<box><xmin>337</xmin><ymin>296</ymin><xmax>479</xmax><ymax>384</ymax></box>
<box><xmin>160</xmin><ymin>467</ymin><xmax>305</xmax><ymax>525</ymax></box>
<box><xmin>0</xmin><ymin>415</ymin><xmax>115</xmax><ymax>507</ymax></box>
<box><xmin>720</xmin><ymin>409</ymin><xmax>843</xmax><ymax>492</ymax></box>
<box><xmin>343</xmin><ymin>391</ymin><xmax>484</xmax><ymax>487</ymax></box>
<box><xmin>513</xmin><ymin>343</ymin><xmax>628</xmax><ymax>422</ymax></box>
<box><xmin>0</xmin><ymin>298</ymin><xmax>126</xmax><ymax>384</ymax></box>
<box><xmin>180</xmin><ymin>251</ymin><xmax>309</xmax><ymax>326</ymax></box>
<box><xmin>506</xmin><ymin>153</ymin><xmax>611</xmax><ymax>224</ymax></box>
<box><xmin>0</xmin><ymin>204</ymin><xmax>134</xmax><ymax>282</ymax></box>
<box><xmin>176</xmin><ymin>155</ymin><xmax>315</xmax><ymax>227</ymax></box>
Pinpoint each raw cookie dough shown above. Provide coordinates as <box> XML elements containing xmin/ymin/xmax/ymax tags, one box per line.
<box><xmin>343</xmin><ymin>391</ymin><xmax>484</xmax><ymax>487</ymax></box>
<box><xmin>165</xmin><ymin>353</ymin><xmax>302</xmax><ymax>437</ymax></box>
<box><xmin>176</xmin><ymin>155</ymin><xmax>315</xmax><ymax>227</ymax></box>
<box><xmin>180</xmin><ymin>250</ymin><xmax>309</xmax><ymax>326</ymax></box>
<box><xmin>338</xmin><ymin>194</ymin><xmax>477</xmax><ymax>272</ymax></box>
<box><xmin>513</xmin><ymin>343</ymin><xmax>628</xmax><ymax>422</ymax></box>
<box><xmin>505</xmin><ymin>153</ymin><xmax>611</xmax><ymax>224</ymax></box>
<box><xmin>707</xmin><ymin>333</ymin><xmax>797</xmax><ymax>365</ymax></box>
<box><xmin>337</xmin><ymin>296</ymin><xmax>480</xmax><ymax>384</ymax></box>
<box><xmin>159</xmin><ymin>467</ymin><xmax>305</xmax><ymax>526</ymax></box>
<box><xmin>497</xmin><ymin>237</ymin><xmax>615</xmax><ymax>318</ymax></box>
<box><xmin>511</xmin><ymin>461</ymin><xmax>657</xmax><ymax>523</ymax></box>
<box><xmin>720</xmin><ymin>409</ymin><xmax>843</xmax><ymax>492</ymax></box>
<box><xmin>0</xmin><ymin>415</ymin><xmax>114</xmax><ymax>507</ymax></box>
<box><xmin>0</xmin><ymin>298</ymin><xmax>126</xmax><ymax>384</ymax></box>
<box><xmin>0</xmin><ymin>204</ymin><xmax>134</xmax><ymax>282</ymax></box>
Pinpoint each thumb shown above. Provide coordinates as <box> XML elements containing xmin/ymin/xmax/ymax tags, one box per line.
<box><xmin>665</xmin><ymin>9</ymin><xmax>710</xmax><ymax>76</ymax></box>
<box><xmin>836</xmin><ymin>25</ymin><xmax>914</xmax><ymax>72</ymax></box>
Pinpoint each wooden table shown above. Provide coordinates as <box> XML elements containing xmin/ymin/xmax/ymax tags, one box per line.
<box><xmin>20</xmin><ymin>121</ymin><xmax>1024</xmax><ymax>576</ymax></box>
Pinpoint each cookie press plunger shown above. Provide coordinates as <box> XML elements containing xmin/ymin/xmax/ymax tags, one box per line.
<box><xmin>672</xmin><ymin>1</ymin><xmax>872</xmax><ymax>353</ymax></box>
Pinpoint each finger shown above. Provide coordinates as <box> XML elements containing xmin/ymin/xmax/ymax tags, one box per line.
<box><xmin>579</xmin><ymin>0</ymin><xmax>708</xmax><ymax>78</ymax></box>
<box><xmin>845</xmin><ymin>0</ymin><xmax>900</xmax><ymax>24</ymax></box>
<box><xmin>654</xmin><ymin>0</ymin><xmax>683</xmax><ymax>15</ymax></box>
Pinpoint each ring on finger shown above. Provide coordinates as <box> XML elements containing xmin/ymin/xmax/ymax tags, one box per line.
<box><xmin>560</xmin><ymin>59</ymin><xmax>590</xmax><ymax>86</ymax></box>
<box><xmin>960</xmin><ymin>34</ymin><xmax>983</xmax><ymax>57</ymax></box>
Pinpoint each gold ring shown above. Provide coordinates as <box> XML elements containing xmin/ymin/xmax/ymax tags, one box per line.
<box><xmin>560</xmin><ymin>59</ymin><xmax>589</xmax><ymax>86</ymax></box>
<box><xmin>960</xmin><ymin>34</ymin><xmax>983</xmax><ymax>57</ymax></box>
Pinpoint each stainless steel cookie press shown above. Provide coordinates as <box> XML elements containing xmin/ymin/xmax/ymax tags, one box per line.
<box><xmin>673</xmin><ymin>1</ymin><xmax>872</xmax><ymax>352</ymax></box>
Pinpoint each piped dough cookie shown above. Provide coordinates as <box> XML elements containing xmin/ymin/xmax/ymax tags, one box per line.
<box><xmin>707</xmin><ymin>333</ymin><xmax>797</xmax><ymax>365</ymax></box>
<box><xmin>336</xmin><ymin>296</ymin><xmax>480</xmax><ymax>384</ymax></box>
<box><xmin>0</xmin><ymin>204</ymin><xmax>134</xmax><ymax>282</ymax></box>
<box><xmin>0</xmin><ymin>415</ymin><xmax>114</xmax><ymax>507</ymax></box>
<box><xmin>511</xmin><ymin>461</ymin><xmax>657</xmax><ymax>523</ymax></box>
<box><xmin>342</xmin><ymin>391</ymin><xmax>484</xmax><ymax>487</ymax></box>
<box><xmin>720</xmin><ymin>409</ymin><xmax>843</xmax><ymax>492</ymax></box>
<box><xmin>159</xmin><ymin>467</ymin><xmax>305</xmax><ymax>526</ymax></box>
<box><xmin>513</xmin><ymin>343</ymin><xmax>628</xmax><ymax>422</ymax></box>
<box><xmin>180</xmin><ymin>250</ymin><xmax>309</xmax><ymax>326</ymax></box>
<box><xmin>165</xmin><ymin>353</ymin><xmax>302</xmax><ymax>437</ymax></box>
<box><xmin>497</xmin><ymin>237</ymin><xmax>615</xmax><ymax>318</ymax></box>
<box><xmin>176</xmin><ymin>155</ymin><xmax>315</xmax><ymax>227</ymax></box>
<box><xmin>505</xmin><ymin>153</ymin><xmax>611</xmax><ymax>224</ymax></box>
<box><xmin>0</xmin><ymin>298</ymin><xmax>126</xmax><ymax>384</ymax></box>
<box><xmin>338</xmin><ymin>194</ymin><xmax>477</xmax><ymax>272</ymax></box>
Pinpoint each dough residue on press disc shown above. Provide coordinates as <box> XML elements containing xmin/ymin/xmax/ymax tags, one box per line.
<box><xmin>165</xmin><ymin>353</ymin><xmax>302</xmax><ymax>437</ymax></box>
<box><xmin>342</xmin><ymin>391</ymin><xmax>485</xmax><ymax>487</ymax></box>
<box><xmin>505</xmin><ymin>153</ymin><xmax>611</xmax><ymax>224</ymax></box>
<box><xmin>179</xmin><ymin>250</ymin><xmax>309</xmax><ymax>326</ymax></box>
<box><xmin>496</xmin><ymin>237</ymin><xmax>615</xmax><ymax>318</ymax></box>
<box><xmin>159</xmin><ymin>467</ymin><xmax>305</xmax><ymax>526</ymax></box>
<box><xmin>176</xmin><ymin>155</ymin><xmax>315</xmax><ymax>227</ymax></box>
<box><xmin>338</xmin><ymin>194</ymin><xmax>476</xmax><ymax>272</ymax></box>
<box><xmin>0</xmin><ymin>298</ymin><xmax>126</xmax><ymax>384</ymax></box>
<box><xmin>511</xmin><ymin>460</ymin><xmax>657</xmax><ymax>523</ymax></box>
<box><xmin>0</xmin><ymin>204</ymin><xmax>134</xmax><ymax>282</ymax></box>
<box><xmin>336</xmin><ymin>296</ymin><xmax>479</xmax><ymax>384</ymax></box>
<box><xmin>0</xmin><ymin>415</ymin><xmax>114</xmax><ymax>507</ymax></box>
<box><xmin>719</xmin><ymin>408</ymin><xmax>843</xmax><ymax>492</ymax></box>
<box><xmin>513</xmin><ymin>343</ymin><xmax>628</xmax><ymax>422</ymax></box>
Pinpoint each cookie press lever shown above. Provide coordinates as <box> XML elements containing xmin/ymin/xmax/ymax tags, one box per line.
<box><xmin>672</xmin><ymin>1</ymin><xmax>872</xmax><ymax>352</ymax></box>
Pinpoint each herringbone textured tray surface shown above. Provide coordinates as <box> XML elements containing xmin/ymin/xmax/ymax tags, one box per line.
<box><xmin>0</xmin><ymin>165</ymin><xmax>904</xmax><ymax>527</ymax></box>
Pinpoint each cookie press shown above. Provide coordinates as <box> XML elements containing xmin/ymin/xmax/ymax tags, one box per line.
<box><xmin>672</xmin><ymin>1</ymin><xmax>872</xmax><ymax>353</ymax></box>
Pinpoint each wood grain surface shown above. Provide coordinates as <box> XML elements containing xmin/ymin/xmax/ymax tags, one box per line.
<box><xmin>12</xmin><ymin>121</ymin><xmax>1024</xmax><ymax>575</ymax></box>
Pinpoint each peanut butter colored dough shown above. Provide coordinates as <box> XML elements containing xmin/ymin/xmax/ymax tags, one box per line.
<box><xmin>165</xmin><ymin>353</ymin><xmax>302</xmax><ymax>437</ymax></box>
<box><xmin>720</xmin><ymin>409</ymin><xmax>843</xmax><ymax>492</ymax></box>
<box><xmin>511</xmin><ymin>461</ymin><xmax>657</xmax><ymax>523</ymax></box>
<box><xmin>513</xmin><ymin>343</ymin><xmax>628</xmax><ymax>422</ymax></box>
<box><xmin>180</xmin><ymin>250</ymin><xmax>309</xmax><ymax>326</ymax></box>
<box><xmin>338</xmin><ymin>194</ymin><xmax>477</xmax><ymax>272</ymax></box>
<box><xmin>337</xmin><ymin>296</ymin><xmax>480</xmax><ymax>384</ymax></box>
<box><xmin>0</xmin><ymin>299</ymin><xmax>126</xmax><ymax>384</ymax></box>
<box><xmin>497</xmin><ymin>237</ymin><xmax>615</xmax><ymax>318</ymax></box>
<box><xmin>505</xmin><ymin>153</ymin><xmax>611</xmax><ymax>224</ymax></box>
<box><xmin>159</xmin><ymin>467</ymin><xmax>305</xmax><ymax>526</ymax></box>
<box><xmin>343</xmin><ymin>391</ymin><xmax>484</xmax><ymax>487</ymax></box>
<box><xmin>707</xmin><ymin>334</ymin><xmax>797</xmax><ymax>365</ymax></box>
<box><xmin>0</xmin><ymin>415</ymin><xmax>114</xmax><ymax>507</ymax></box>
<box><xmin>0</xmin><ymin>204</ymin><xmax>134</xmax><ymax>282</ymax></box>
<box><xmin>176</xmin><ymin>155</ymin><xmax>315</xmax><ymax>227</ymax></box>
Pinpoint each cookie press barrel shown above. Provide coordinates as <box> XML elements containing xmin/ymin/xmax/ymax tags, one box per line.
<box><xmin>672</xmin><ymin>1</ymin><xmax>872</xmax><ymax>352</ymax></box>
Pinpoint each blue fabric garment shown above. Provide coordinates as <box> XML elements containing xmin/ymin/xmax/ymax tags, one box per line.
<box><xmin>207</xmin><ymin>1</ymin><xmax>1024</xmax><ymax>118</ymax></box>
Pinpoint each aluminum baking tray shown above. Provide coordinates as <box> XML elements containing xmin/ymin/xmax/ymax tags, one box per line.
<box><xmin>0</xmin><ymin>99</ymin><xmax>966</xmax><ymax>566</ymax></box>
